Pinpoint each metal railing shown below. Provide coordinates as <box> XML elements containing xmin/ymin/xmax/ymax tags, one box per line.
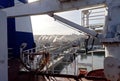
<box><xmin>20</xmin><ymin>44</ymin><xmax>75</xmax><ymax>71</ymax></box>
<box><xmin>81</xmin><ymin>6</ymin><xmax>106</xmax><ymax>33</ymax></box>
<box><xmin>20</xmin><ymin>43</ymin><xmax>93</xmax><ymax>76</ymax></box>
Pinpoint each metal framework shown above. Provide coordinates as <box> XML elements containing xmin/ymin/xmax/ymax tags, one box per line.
<box><xmin>0</xmin><ymin>0</ymin><xmax>120</xmax><ymax>81</ymax></box>
<box><xmin>2</xmin><ymin>0</ymin><xmax>106</xmax><ymax>17</ymax></box>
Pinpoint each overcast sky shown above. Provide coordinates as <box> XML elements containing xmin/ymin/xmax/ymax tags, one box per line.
<box><xmin>28</xmin><ymin>0</ymin><xmax>81</xmax><ymax>35</ymax></box>
<box><xmin>28</xmin><ymin>0</ymin><xmax>106</xmax><ymax>35</ymax></box>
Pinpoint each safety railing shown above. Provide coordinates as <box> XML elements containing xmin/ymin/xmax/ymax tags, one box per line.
<box><xmin>81</xmin><ymin>6</ymin><xmax>106</xmax><ymax>33</ymax></box>
<box><xmin>20</xmin><ymin>46</ymin><xmax>50</xmax><ymax>71</ymax></box>
<box><xmin>19</xmin><ymin>43</ymin><xmax>93</xmax><ymax>76</ymax></box>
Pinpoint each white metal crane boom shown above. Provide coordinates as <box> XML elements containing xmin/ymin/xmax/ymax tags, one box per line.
<box><xmin>2</xmin><ymin>0</ymin><xmax>106</xmax><ymax>17</ymax></box>
<box><xmin>50</xmin><ymin>14</ymin><xmax>101</xmax><ymax>38</ymax></box>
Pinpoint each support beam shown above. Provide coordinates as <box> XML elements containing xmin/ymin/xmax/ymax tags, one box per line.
<box><xmin>2</xmin><ymin>0</ymin><xmax>106</xmax><ymax>17</ymax></box>
<box><xmin>50</xmin><ymin>14</ymin><xmax>101</xmax><ymax>38</ymax></box>
<box><xmin>0</xmin><ymin>10</ymin><xmax>8</xmax><ymax>81</ymax></box>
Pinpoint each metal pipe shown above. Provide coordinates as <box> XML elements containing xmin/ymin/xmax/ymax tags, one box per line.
<box><xmin>50</xmin><ymin>14</ymin><xmax>101</xmax><ymax>38</ymax></box>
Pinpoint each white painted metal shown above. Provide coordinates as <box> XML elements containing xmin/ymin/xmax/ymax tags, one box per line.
<box><xmin>15</xmin><ymin>0</ymin><xmax>33</xmax><ymax>33</ymax></box>
<box><xmin>15</xmin><ymin>16</ymin><xmax>33</xmax><ymax>32</ymax></box>
<box><xmin>0</xmin><ymin>10</ymin><xmax>8</xmax><ymax>81</ymax></box>
<box><xmin>103</xmin><ymin>44</ymin><xmax>120</xmax><ymax>81</ymax></box>
<box><xmin>104</xmin><ymin>57</ymin><xmax>120</xmax><ymax>81</ymax></box>
<box><xmin>2</xmin><ymin>0</ymin><xmax>106</xmax><ymax>17</ymax></box>
<box><xmin>51</xmin><ymin>14</ymin><xmax>101</xmax><ymax>38</ymax></box>
<box><xmin>81</xmin><ymin>7</ymin><xmax>106</xmax><ymax>31</ymax></box>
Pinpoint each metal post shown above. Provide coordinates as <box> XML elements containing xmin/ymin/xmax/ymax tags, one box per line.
<box><xmin>0</xmin><ymin>10</ymin><xmax>8</xmax><ymax>81</ymax></box>
<box><xmin>66</xmin><ymin>65</ymin><xmax>67</xmax><ymax>74</ymax></box>
<box><xmin>91</xmin><ymin>52</ymin><xmax>94</xmax><ymax>70</ymax></box>
<box><xmin>20</xmin><ymin>47</ymin><xmax>22</xmax><ymax>56</ymax></box>
<box><xmin>76</xmin><ymin>55</ymin><xmax>78</xmax><ymax>75</ymax></box>
<box><xmin>74</xmin><ymin>53</ymin><xmax>76</xmax><ymax>75</ymax></box>
<box><xmin>52</xmin><ymin>54</ymin><xmax>54</xmax><ymax>74</ymax></box>
<box><xmin>28</xmin><ymin>54</ymin><xmax>30</xmax><ymax>65</ymax></box>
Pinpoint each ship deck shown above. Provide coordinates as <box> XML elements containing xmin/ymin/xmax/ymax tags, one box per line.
<box><xmin>8</xmin><ymin>58</ymin><xmax>106</xmax><ymax>81</ymax></box>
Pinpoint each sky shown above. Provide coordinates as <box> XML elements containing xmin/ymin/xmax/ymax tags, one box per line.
<box><xmin>28</xmin><ymin>0</ymin><xmax>81</xmax><ymax>35</ymax></box>
<box><xmin>28</xmin><ymin>0</ymin><xmax>105</xmax><ymax>35</ymax></box>
<box><xmin>30</xmin><ymin>11</ymin><xmax>81</xmax><ymax>35</ymax></box>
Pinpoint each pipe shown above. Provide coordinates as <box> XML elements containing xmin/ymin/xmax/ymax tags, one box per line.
<box><xmin>50</xmin><ymin>14</ymin><xmax>102</xmax><ymax>38</ymax></box>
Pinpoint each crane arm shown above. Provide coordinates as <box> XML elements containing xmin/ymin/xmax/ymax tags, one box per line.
<box><xmin>49</xmin><ymin>14</ymin><xmax>102</xmax><ymax>38</ymax></box>
<box><xmin>2</xmin><ymin>0</ymin><xmax>106</xmax><ymax>17</ymax></box>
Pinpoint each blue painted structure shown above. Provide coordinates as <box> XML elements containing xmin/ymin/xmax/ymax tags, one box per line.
<box><xmin>18</xmin><ymin>0</ymin><xmax>28</xmax><ymax>3</ymax></box>
<box><xmin>1</xmin><ymin>0</ymin><xmax>35</xmax><ymax>57</ymax></box>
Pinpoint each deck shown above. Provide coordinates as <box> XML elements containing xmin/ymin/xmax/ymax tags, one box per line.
<box><xmin>9</xmin><ymin>58</ymin><xmax>107</xmax><ymax>81</ymax></box>
<box><xmin>8</xmin><ymin>58</ymin><xmax>90</xmax><ymax>81</ymax></box>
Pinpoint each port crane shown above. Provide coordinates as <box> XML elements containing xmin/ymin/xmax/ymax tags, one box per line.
<box><xmin>0</xmin><ymin>0</ymin><xmax>120</xmax><ymax>81</ymax></box>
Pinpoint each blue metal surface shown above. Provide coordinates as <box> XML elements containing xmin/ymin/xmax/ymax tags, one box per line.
<box><xmin>1</xmin><ymin>0</ymin><xmax>35</xmax><ymax>57</ymax></box>
<box><xmin>0</xmin><ymin>0</ymin><xmax>14</xmax><ymax>8</ymax></box>
<box><xmin>18</xmin><ymin>0</ymin><xmax>28</xmax><ymax>3</ymax></box>
<box><xmin>15</xmin><ymin>32</ymin><xmax>35</xmax><ymax>57</ymax></box>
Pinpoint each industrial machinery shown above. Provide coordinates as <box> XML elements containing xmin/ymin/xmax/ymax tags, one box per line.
<box><xmin>0</xmin><ymin>0</ymin><xmax>120</xmax><ymax>81</ymax></box>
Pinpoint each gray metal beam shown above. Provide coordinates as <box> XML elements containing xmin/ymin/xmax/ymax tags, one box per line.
<box><xmin>2</xmin><ymin>0</ymin><xmax>106</xmax><ymax>17</ymax></box>
<box><xmin>51</xmin><ymin>14</ymin><xmax>100</xmax><ymax>38</ymax></box>
<box><xmin>0</xmin><ymin>10</ymin><xmax>8</xmax><ymax>81</ymax></box>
